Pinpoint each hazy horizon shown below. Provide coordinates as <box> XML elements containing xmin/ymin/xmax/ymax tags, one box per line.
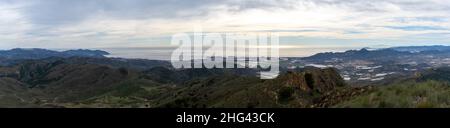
<box><xmin>1</xmin><ymin>44</ymin><xmax>449</xmax><ymax>60</ymax></box>
<box><xmin>0</xmin><ymin>46</ymin><xmax>367</xmax><ymax>60</ymax></box>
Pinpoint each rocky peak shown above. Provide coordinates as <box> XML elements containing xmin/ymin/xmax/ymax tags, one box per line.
<box><xmin>280</xmin><ymin>67</ymin><xmax>345</xmax><ymax>93</ymax></box>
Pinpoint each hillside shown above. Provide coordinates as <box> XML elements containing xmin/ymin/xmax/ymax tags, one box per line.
<box><xmin>335</xmin><ymin>81</ymin><xmax>450</xmax><ymax>108</ymax></box>
<box><xmin>2</xmin><ymin>47</ymin><xmax>450</xmax><ymax>108</ymax></box>
<box><xmin>336</xmin><ymin>67</ymin><xmax>450</xmax><ymax>108</ymax></box>
<box><xmin>0</xmin><ymin>57</ymin><xmax>363</xmax><ymax>108</ymax></box>
<box><xmin>0</xmin><ymin>78</ymin><xmax>39</xmax><ymax>107</ymax></box>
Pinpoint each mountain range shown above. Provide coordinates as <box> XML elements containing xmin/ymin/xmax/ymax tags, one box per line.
<box><xmin>0</xmin><ymin>57</ymin><xmax>354</xmax><ymax>108</ymax></box>
<box><xmin>2</xmin><ymin>46</ymin><xmax>450</xmax><ymax>108</ymax></box>
<box><xmin>304</xmin><ymin>45</ymin><xmax>450</xmax><ymax>62</ymax></box>
<box><xmin>0</xmin><ymin>48</ymin><xmax>109</xmax><ymax>59</ymax></box>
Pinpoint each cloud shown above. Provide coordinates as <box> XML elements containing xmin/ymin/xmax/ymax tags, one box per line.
<box><xmin>19</xmin><ymin>0</ymin><xmax>298</xmax><ymax>26</ymax></box>
<box><xmin>385</xmin><ymin>26</ymin><xmax>449</xmax><ymax>31</ymax></box>
<box><xmin>2</xmin><ymin>0</ymin><xmax>450</xmax><ymax>49</ymax></box>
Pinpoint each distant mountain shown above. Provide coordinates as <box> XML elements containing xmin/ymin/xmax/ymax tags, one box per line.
<box><xmin>0</xmin><ymin>48</ymin><xmax>109</xmax><ymax>60</ymax></box>
<box><xmin>304</xmin><ymin>45</ymin><xmax>450</xmax><ymax>62</ymax></box>
<box><xmin>304</xmin><ymin>48</ymin><xmax>412</xmax><ymax>61</ymax></box>
<box><xmin>389</xmin><ymin>45</ymin><xmax>450</xmax><ymax>53</ymax></box>
<box><xmin>0</xmin><ymin>48</ymin><xmax>173</xmax><ymax>69</ymax></box>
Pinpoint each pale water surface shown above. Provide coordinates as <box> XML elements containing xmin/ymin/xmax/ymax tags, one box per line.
<box><xmin>101</xmin><ymin>46</ymin><xmax>364</xmax><ymax>60</ymax></box>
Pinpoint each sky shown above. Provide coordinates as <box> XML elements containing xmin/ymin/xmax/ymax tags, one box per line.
<box><xmin>2</xmin><ymin>0</ymin><xmax>450</xmax><ymax>50</ymax></box>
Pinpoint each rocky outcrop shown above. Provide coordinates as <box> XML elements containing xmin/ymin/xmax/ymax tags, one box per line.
<box><xmin>280</xmin><ymin>67</ymin><xmax>345</xmax><ymax>93</ymax></box>
<box><xmin>256</xmin><ymin>67</ymin><xmax>368</xmax><ymax>108</ymax></box>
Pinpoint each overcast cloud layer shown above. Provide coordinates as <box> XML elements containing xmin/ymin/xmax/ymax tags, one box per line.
<box><xmin>1</xmin><ymin>0</ymin><xmax>450</xmax><ymax>49</ymax></box>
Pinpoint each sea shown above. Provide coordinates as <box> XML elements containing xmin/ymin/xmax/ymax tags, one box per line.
<box><xmin>100</xmin><ymin>46</ymin><xmax>365</xmax><ymax>60</ymax></box>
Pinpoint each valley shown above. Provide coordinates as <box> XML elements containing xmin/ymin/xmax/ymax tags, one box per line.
<box><xmin>282</xmin><ymin>46</ymin><xmax>450</xmax><ymax>85</ymax></box>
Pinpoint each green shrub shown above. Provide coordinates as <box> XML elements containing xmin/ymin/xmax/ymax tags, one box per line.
<box><xmin>278</xmin><ymin>86</ymin><xmax>295</xmax><ymax>103</ymax></box>
<box><xmin>335</xmin><ymin>81</ymin><xmax>450</xmax><ymax>108</ymax></box>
